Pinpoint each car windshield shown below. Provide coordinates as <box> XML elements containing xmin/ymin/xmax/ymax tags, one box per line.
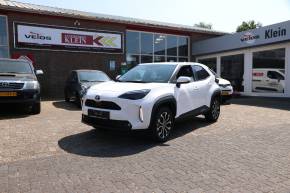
<box><xmin>119</xmin><ymin>64</ymin><xmax>177</xmax><ymax>83</ymax></box>
<box><xmin>78</xmin><ymin>71</ymin><xmax>110</xmax><ymax>82</ymax></box>
<box><xmin>0</xmin><ymin>60</ymin><xmax>33</xmax><ymax>74</ymax></box>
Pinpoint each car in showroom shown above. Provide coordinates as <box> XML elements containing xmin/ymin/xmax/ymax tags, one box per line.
<box><xmin>252</xmin><ymin>68</ymin><xmax>285</xmax><ymax>93</ymax></box>
<box><xmin>81</xmin><ymin>62</ymin><xmax>221</xmax><ymax>142</ymax></box>
<box><xmin>0</xmin><ymin>58</ymin><xmax>43</xmax><ymax>114</ymax></box>
<box><xmin>64</xmin><ymin>70</ymin><xmax>111</xmax><ymax>107</ymax></box>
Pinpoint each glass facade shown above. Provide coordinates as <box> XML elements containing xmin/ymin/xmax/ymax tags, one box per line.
<box><xmin>126</xmin><ymin>31</ymin><xmax>189</xmax><ymax>67</ymax></box>
<box><xmin>0</xmin><ymin>16</ymin><xmax>8</xmax><ymax>58</ymax></box>
<box><xmin>198</xmin><ymin>57</ymin><xmax>217</xmax><ymax>72</ymax></box>
<box><xmin>252</xmin><ymin>48</ymin><xmax>285</xmax><ymax>93</ymax></box>
<box><xmin>221</xmin><ymin>54</ymin><xmax>244</xmax><ymax>92</ymax></box>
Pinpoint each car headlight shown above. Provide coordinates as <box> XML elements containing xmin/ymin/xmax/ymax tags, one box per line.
<box><xmin>23</xmin><ymin>81</ymin><xmax>40</xmax><ymax>90</ymax></box>
<box><xmin>118</xmin><ymin>89</ymin><xmax>150</xmax><ymax>100</ymax></box>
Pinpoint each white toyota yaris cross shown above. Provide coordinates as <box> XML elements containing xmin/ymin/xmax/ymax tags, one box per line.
<box><xmin>82</xmin><ymin>62</ymin><xmax>221</xmax><ymax>142</ymax></box>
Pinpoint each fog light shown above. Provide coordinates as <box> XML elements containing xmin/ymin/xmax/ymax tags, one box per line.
<box><xmin>139</xmin><ymin>106</ymin><xmax>144</xmax><ymax>122</ymax></box>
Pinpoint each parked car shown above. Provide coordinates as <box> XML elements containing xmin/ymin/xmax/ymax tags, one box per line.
<box><xmin>82</xmin><ymin>62</ymin><xmax>221</xmax><ymax>142</ymax></box>
<box><xmin>252</xmin><ymin>68</ymin><xmax>285</xmax><ymax>93</ymax></box>
<box><xmin>207</xmin><ymin>68</ymin><xmax>233</xmax><ymax>103</ymax></box>
<box><xmin>218</xmin><ymin>78</ymin><xmax>233</xmax><ymax>103</ymax></box>
<box><xmin>64</xmin><ymin>70</ymin><xmax>111</xmax><ymax>107</ymax></box>
<box><xmin>0</xmin><ymin>58</ymin><xmax>43</xmax><ymax>114</ymax></box>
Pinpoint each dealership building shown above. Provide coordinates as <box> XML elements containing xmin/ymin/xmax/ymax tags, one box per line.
<box><xmin>0</xmin><ymin>0</ymin><xmax>289</xmax><ymax>98</ymax></box>
<box><xmin>0</xmin><ymin>0</ymin><xmax>223</xmax><ymax>98</ymax></box>
<box><xmin>193</xmin><ymin>20</ymin><xmax>290</xmax><ymax>98</ymax></box>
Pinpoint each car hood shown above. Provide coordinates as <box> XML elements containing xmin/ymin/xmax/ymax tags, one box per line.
<box><xmin>218</xmin><ymin>78</ymin><xmax>231</xmax><ymax>85</ymax></box>
<box><xmin>88</xmin><ymin>81</ymin><xmax>167</xmax><ymax>95</ymax></box>
<box><xmin>81</xmin><ymin>81</ymin><xmax>104</xmax><ymax>88</ymax></box>
<box><xmin>0</xmin><ymin>73</ymin><xmax>36</xmax><ymax>81</ymax></box>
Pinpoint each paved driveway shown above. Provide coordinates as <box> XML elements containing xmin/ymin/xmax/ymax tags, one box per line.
<box><xmin>1</xmin><ymin>98</ymin><xmax>290</xmax><ymax>193</ymax></box>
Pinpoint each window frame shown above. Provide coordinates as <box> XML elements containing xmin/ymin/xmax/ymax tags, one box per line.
<box><xmin>0</xmin><ymin>15</ymin><xmax>9</xmax><ymax>58</ymax></box>
<box><xmin>192</xmin><ymin>65</ymin><xmax>210</xmax><ymax>81</ymax></box>
<box><xmin>126</xmin><ymin>30</ymin><xmax>190</xmax><ymax>65</ymax></box>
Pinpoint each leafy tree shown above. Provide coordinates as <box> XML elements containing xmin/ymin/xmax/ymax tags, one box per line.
<box><xmin>236</xmin><ymin>20</ymin><xmax>262</xmax><ymax>32</ymax></box>
<box><xmin>194</xmin><ymin>22</ymin><xmax>212</xmax><ymax>29</ymax></box>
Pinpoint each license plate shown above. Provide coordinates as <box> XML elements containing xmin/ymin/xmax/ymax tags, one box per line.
<box><xmin>88</xmin><ymin>109</ymin><xmax>110</xmax><ymax>119</ymax></box>
<box><xmin>0</xmin><ymin>92</ymin><xmax>17</xmax><ymax>97</ymax></box>
<box><xmin>221</xmin><ymin>91</ymin><xmax>230</xmax><ymax>96</ymax></box>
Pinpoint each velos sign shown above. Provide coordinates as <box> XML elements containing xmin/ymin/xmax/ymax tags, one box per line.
<box><xmin>15</xmin><ymin>23</ymin><xmax>123</xmax><ymax>53</ymax></box>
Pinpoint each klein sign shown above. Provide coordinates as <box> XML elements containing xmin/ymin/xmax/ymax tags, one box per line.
<box><xmin>193</xmin><ymin>20</ymin><xmax>290</xmax><ymax>56</ymax></box>
<box><xmin>15</xmin><ymin>23</ymin><xmax>123</xmax><ymax>53</ymax></box>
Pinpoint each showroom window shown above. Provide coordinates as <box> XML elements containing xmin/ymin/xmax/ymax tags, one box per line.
<box><xmin>221</xmin><ymin>54</ymin><xmax>244</xmax><ymax>92</ymax></box>
<box><xmin>0</xmin><ymin>16</ymin><xmax>9</xmax><ymax>58</ymax></box>
<box><xmin>252</xmin><ymin>48</ymin><xmax>285</xmax><ymax>93</ymax></box>
<box><xmin>198</xmin><ymin>57</ymin><xmax>217</xmax><ymax>72</ymax></box>
<box><xmin>126</xmin><ymin>31</ymin><xmax>189</xmax><ymax>67</ymax></box>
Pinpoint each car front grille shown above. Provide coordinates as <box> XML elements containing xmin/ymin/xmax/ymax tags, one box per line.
<box><xmin>0</xmin><ymin>82</ymin><xmax>24</xmax><ymax>90</ymax></box>
<box><xmin>85</xmin><ymin>99</ymin><xmax>121</xmax><ymax>110</ymax></box>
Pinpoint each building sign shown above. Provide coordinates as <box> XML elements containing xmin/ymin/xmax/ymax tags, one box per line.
<box><xmin>193</xmin><ymin>20</ymin><xmax>290</xmax><ymax>56</ymax></box>
<box><xmin>14</xmin><ymin>23</ymin><xmax>123</xmax><ymax>53</ymax></box>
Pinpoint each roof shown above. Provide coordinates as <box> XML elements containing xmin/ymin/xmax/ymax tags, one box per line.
<box><xmin>0</xmin><ymin>0</ymin><xmax>226</xmax><ymax>35</ymax></box>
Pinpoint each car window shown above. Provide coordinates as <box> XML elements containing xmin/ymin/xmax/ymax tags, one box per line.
<box><xmin>192</xmin><ymin>65</ymin><xmax>210</xmax><ymax>81</ymax></box>
<box><xmin>119</xmin><ymin>64</ymin><xmax>176</xmax><ymax>83</ymax></box>
<box><xmin>267</xmin><ymin>71</ymin><xmax>284</xmax><ymax>80</ymax></box>
<box><xmin>0</xmin><ymin>60</ymin><xmax>33</xmax><ymax>74</ymax></box>
<box><xmin>78</xmin><ymin>71</ymin><xmax>110</xmax><ymax>82</ymax></box>
<box><xmin>176</xmin><ymin>65</ymin><xmax>194</xmax><ymax>81</ymax></box>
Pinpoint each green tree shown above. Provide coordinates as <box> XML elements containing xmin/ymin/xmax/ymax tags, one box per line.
<box><xmin>194</xmin><ymin>22</ymin><xmax>212</xmax><ymax>29</ymax></box>
<box><xmin>236</xmin><ymin>20</ymin><xmax>262</xmax><ymax>32</ymax></box>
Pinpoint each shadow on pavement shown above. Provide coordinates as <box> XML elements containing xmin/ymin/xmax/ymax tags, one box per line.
<box><xmin>52</xmin><ymin>101</ymin><xmax>80</xmax><ymax>111</ymax></box>
<box><xmin>0</xmin><ymin>104</ymin><xmax>30</xmax><ymax>120</ymax></box>
<box><xmin>58</xmin><ymin>116</ymin><xmax>210</xmax><ymax>157</ymax></box>
<box><xmin>231</xmin><ymin>96</ymin><xmax>290</xmax><ymax>111</ymax></box>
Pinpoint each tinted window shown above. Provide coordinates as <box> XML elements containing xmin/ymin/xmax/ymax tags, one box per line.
<box><xmin>0</xmin><ymin>16</ymin><xmax>8</xmax><ymax>58</ymax></box>
<box><xmin>119</xmin><ymin>64</ymin><xmax>176</xmax><ymax>83</ymax></box>
<box><xmin>154</xmin><ymin>34</ymin><xmax>166</xmax><ymax>55</ymax></box>
<box><xmin>126</xmin><ymin>31</ymin><xmax>140</xmax><ymax>54</ymax></box>
<box><xmin>141</xmin><ymin>33</ymin><xmax>153</xmax><ymax>54</ymax></box>
<box><xmin>177</xmin><ymin>65</ymin><xmax>194</xmax><ymax>79</ymax></box>
<box><xmin>166</xmin><ymin>35</ymin><xmax>177</xmax><ymax>56</ymax></box>
<box><xmin>78</xmin><ymin>71</ymin><xmax>110</xmax><ymax>82</ymax></box>
<box><xmin>178</xmin><ymin>37</ymin><xmax>188</xmax><ymax>57</ymax></box>
<box><xmin>0</xmin><ymin>60</ymin><xmax>32</xmax><ymax>74</ymax></box>
<box><xmin>267</xmin><ymin>71</ymin><xmax>284</xmax><ymax>80</ymax></box>
<box><xmin>221</xmin><ymin>54</ymin><xmax>244</xmax><ymax>92</ymax></box>
<box><xmin>192</xmin><ymin>65</ymin><xmax>210</xmax><ymax>81</ymax></box>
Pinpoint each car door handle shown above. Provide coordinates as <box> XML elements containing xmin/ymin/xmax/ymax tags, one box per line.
<box><xmin>193</xmin><ymin>86</ymin><xmax>199</xmax><ymax>90</ymax></box>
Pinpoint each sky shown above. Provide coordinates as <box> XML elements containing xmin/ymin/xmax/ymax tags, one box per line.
<box><xmin>15</xmin><ymin>0</ymin><xmax>290</xmax><ymax>33</ymax></box>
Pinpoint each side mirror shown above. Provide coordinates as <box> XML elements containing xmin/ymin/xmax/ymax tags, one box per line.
<box><xmin>116</xmin><ymin>75</ymin><xmax>121</xmax><ymax>80</ymax></box>
<box><xmin>176</xmin><ymin>76</ymin><xmax>191</xmax><ymax>88</ymax></box>
<box><xmin>35</xmin><ymin>70</ymin><xmax>44</xmax><ymax>75</ymax></box>
<box><xmin>215</xmin><ymin>78</ymin><xmax>219</xmax><ymax>84</ymax></box>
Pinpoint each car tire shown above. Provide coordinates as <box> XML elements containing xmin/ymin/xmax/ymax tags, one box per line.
<box><xmin>150</xmin><ymin>107</ymin><xmax>174</xmax><ymax>142</ymax></box>
<box><xmin>31</xmin><ymin>102</ymin><xmax>41</xmax><ymax>115</ymax></box>
<box><xmin>64</xmin><ymin>90</ymin><xmax>70</xmax><ymax>102</ymax></box>
<box><xmin>204</xmin><ymin>97</ymin><xmax>220</xmax><ymax>122</ymax></box>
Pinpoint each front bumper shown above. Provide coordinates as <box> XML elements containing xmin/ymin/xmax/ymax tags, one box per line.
<box><xmin>82</xmin><ymin>114</ymin><xmax>132</xmax><ymax>131</ymax></box>
<box><xmin>0</xmin><ymin>89</ymin><xmax>40</xmax><ymax>104</ymax></box>
<box><xmin>82</xmin><ymin>94</ymin><xmax>152</xmax><ymax>130</ymax></box>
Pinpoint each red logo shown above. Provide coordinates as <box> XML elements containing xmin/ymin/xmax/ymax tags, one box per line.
<box><xmin>62</xmin><ymin>33</ymin><xmax>104</xmax><ymax>46</ymax></box>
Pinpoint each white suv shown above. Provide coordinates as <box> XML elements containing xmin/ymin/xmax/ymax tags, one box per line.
<box><xmin>82</xmin><ymin>62</ymin><xmax>221</xmax><ymax>142</ymax></box>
